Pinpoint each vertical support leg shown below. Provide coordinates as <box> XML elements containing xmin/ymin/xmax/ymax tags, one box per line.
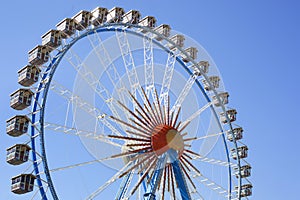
<box><xmin>144</xmin><ymin>155</ymin><xmax>166</xmax><ymax>200</ymax></box>
<box><xmin>168</xmin><ymin>149</ymin><xmax>192</xmax><ymax>200</ymax></box>
<box><xmin>115</xmin><ymin>172</ymin><xmax>133</xmax><ymax>200</ymax></box>
<box><xmin>172</xmin><ymin>160</ymin><xmax>192</xmax><ymax>200</ymax></box>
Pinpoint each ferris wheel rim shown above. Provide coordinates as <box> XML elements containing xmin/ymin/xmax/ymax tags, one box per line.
<box><xmin>28</xmin><ymin>23</ymin><xmax>240</xmax><ymax>200</ymax></box>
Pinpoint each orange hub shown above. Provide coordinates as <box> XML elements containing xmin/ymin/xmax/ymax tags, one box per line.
<box><xmin>151</xmin><ymin>124</ymin><xmax>184</xmax><ymax>156</ymax></box>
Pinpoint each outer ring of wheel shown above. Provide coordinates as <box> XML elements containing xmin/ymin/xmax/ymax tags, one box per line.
<box><xmin>30</xmin><ymin>23</ymin><xmax>241</xmax><ymax>200</ymax></box>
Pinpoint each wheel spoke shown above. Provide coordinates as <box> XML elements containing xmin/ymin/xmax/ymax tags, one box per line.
<box><xmin>48</xmin><ymin>159</ymin><xmax>109</xmax><ymax>173</ymax></box>
<box><xmin>184</xmin><ymin>149</ymin><xmax>236</xmax><ymax>167</ymax></box>
<box><xmin>178</xmin><ymin>102</ymin><xmax>213</xmax><ymax>131</ymax></box>
<box><xmin>49</xmin><ymin>81</ymin><xmax>123</xmax><ymax>136</ymax></box>
<box><xmin>116</xmin><ymin>168</ymin><xmax>136</xmax><ymax>200</ymax></box>
<box><xmin>159</xmin><ymin>51</ymin><xmax>177</xmax><ymax>107</ymax></box>
<box><xmin>44</xmin><ymin>122</ymin><xmax>121</xmax><ymax>147</ymax></box>
<box><xmin>86</xmin><ymin>31</ymin><xmax>127</xmax><ymax>105</ymax></box>
<box><xmin>179</xmin><ymin>154</ymin><xmax>230</xmax><ymax>198</ymax></box>
<box><xmin>191</xmin><ymin>132</ymin><xmax>224</xmax><ymax>141</ymax></box>
<box><xmin>115</xmin><ymin>30</ymin><xmax>141</xmax><ymax>100</ymax></box>
<box><xmin>170</xmin><ymin>73</ymin><xmax>198</xmax><ymax>115</ymax></box>
<box><xmin>192</xmin><ymin>172</ymin><xmax>230</xmax><ymax>199</ymax></box>
<box><xmin>64</xmin><ymin>47</ymin><xmax>124</xmax><ymax>127</ymax></box>
<box><xmin>128</xmin><ymin>156</ymin><xmax>158</xmax><ymax>197</ymax></box>
<box><xmin>85</xmin><ymin>160</ymin><xmax>134</xmax><ymax>200</ymax></box>
<box><xmin>143</xmin><ymin>32</ymin><xmax>155</xmax><ymax>99</ymax></box>
<box><xmin>30</xmin><ymin>186</ymin><xmax>42</xmax><ymax>200</ymax></box>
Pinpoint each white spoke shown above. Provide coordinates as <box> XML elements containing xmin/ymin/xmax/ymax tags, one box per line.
<box><xmin>44</xmin><ymin>122</ymin><xmax>121</xmax><ymax>147</ymax></box>
<box><xmin>40</xmin><ymin>153</ymin><xmax>137</xmax><ymax>176</ymax></box>
<box><xmin>115</xmin><ymin>30</ymin><xmax>141</xmax><ymax>100</ymax></box>
<box><xmin>179</xmin><ymin>102</ymin><xmax>212</xmax><ymax>131</ymax></box>
<box><xmin>86</xmin><ymin>160</ymin><xmax>133</xmax><ymax>200</ymax></box>
<box><xmin>159</xmin><ymin>51</ymin><xmax>177</xmax><ymax>107</ymax></box>
<box><xmin>126</xmin><ymin>162</ymin><xmax>154</xmax><ymax>198</ymax></box>
<box><xmin>143</xmin><ymin>32</ymin><xmax>155</xmax><ymax>99</ymax></box>
<box><xmin>86</xmin><ymin>31</ymin><xmax>127</xmax><ymax>105</ymax></box>
<box><xmin>49</xmin><ymin>81</ymin><xmax>122</xmax><ymax>136</ymax></box>
<box><xmin>125</xmin><ymin>154</ymin><xmax>166</xmax><ymax>199</ymax></box>
<box><xmin>116</xmin><ymin>168</ymin><xmax>136</xmax><ymax>200</ymax></box>
<box><xmin>48</xmin><ymin>159</ymin><xmax>108</xmax><ymax>173</ymax></box>
<box><xmin>170</xmin><ymin>73</ymin><xmax>198</xmax><ymax>114</ymax></box>
<box><xmin>65</xmin><ymin>47</ymin><xmax>122</xmax><ymax>124</ymax></box>
<box><xmin>193</xmin><ymin>132</ymin><xmax>224</xmax><ymax>141</ymax></box>
<box><xmin>88</xmin><ymin>35</ymin><xmax>132</xmax><ymax>128</ymax></box>
<box><xmin>192</xmin><ymin>154</ymin><xmax>236</xmax><ymax>168</ymax></box>
<box><xmin>193</xmin><ymin>172</ymin><xmax>230</xmax><ymax>199</ymax></box>
<box><xmin>30</xmin><ymin>187</ymin><xmax>41</xmax><ymax>200</ymax></box>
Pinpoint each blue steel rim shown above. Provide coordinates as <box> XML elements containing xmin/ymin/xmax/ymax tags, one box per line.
<box><xmin>30</xmin><ymin>23</ymin><xmax>236</xmax><ymax>200</ymax></box>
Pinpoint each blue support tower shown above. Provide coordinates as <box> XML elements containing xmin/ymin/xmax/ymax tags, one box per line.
<box><xmin>169</xmin><ymin>149</ymin><xmax>192</xmax><ymax>200</ymax></box>
<box><xmin>172</xmin><ymin>160</ymin><xmax>192</xmax><ymax>200</ymax></box>
<box><xmin>144</xmin><ymin>149</ymin><xmax>192</xmax><ymax>200</ymax></box>
<box><xmin>144</xmin><ymin>155</ymin><xmax>166</xmax><ymax>200</ymax></box>
<box><xmin>115</xmin><ymin>172</ymin><xmax>133</xmax><ymax>200</ymax></box>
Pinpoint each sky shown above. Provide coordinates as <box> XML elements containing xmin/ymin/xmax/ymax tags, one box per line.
<box><xmin>1</xmin><ymin>0</ymin><xmax>300</xmax><ymax>199</ymax></box>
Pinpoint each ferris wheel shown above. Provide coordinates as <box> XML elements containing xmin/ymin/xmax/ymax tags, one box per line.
<box><xmin>6</xmin><ymin>6</ymin><xmax>252</xmax><ymax>200</ymax></box>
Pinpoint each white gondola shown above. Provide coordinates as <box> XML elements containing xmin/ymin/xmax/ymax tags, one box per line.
<box><xmin>236</xmin><ymin>184</ymin><xmax>253</xmax><ymax>197</ymax></box>
<box><xmin>6</xmin><ymin>115</ymin><xmax>30</xmax><ymax>137</ymax></box>
<box><xmin>182</xmin><ymin>47</ymin><xmax>198</xmax><ymax>62</ymax></box>
<box><xmin>198</xmin><ymin>61</ymin><xmax>210</xmax><ymax>74</ymax></box>
<box><xmin>154</xmin><ymin>24</ymin><xmax>171</xmax><ymax>41</ymax></box>
<box><xmin>56</xmin><ymin>18</ymin><xmax>76</xmax><ymax>38</ymax></box>
<box><xmin>91</xmin><ymin>7</ymin><xmax>108</xmax><ymax>26</ymax></box>
<box><xmin>138</xmin><ymin>16</ymin><xmax>156</xmax><ymax>33</ymax></box>
<box><xmin>6</xmin><ymin>144</ymin><xmax>31</xmax><ymax>165</ymax></box>
<box><xmin>169</xmin><ymin>34</ymin><xmax>185</xmax><ymax>50</ymax></box>
<box><xmin>18</xmin><ymin>65</ymin><xmax>41</xmax><ymax>87</ymax></box>
<box><xmin>123</xmin><ymin>10</ymin><xmax>141</xmax><ymax>24</ymax></box>
<box><xmin>28</xmin><ymin>45</ymin><xmax>49</xmax><ymax>66</ymax></box>
<box><xmin>234</xmin><ymin>165</ymin><xmax>252</xmax><ymax>178</ymax></box>
<box><xmin>72</xmin><ymin>10</ymin><xmax>92</xmax><ymax>30</ymax></box>
<box><xmin>41</xmin><ymin>30</ymin><xmax>62</xmax><ymax>49</ymax></box>
<box><xmin>220</xmin><ymin>109</ymin><xmax>237</xmax><ymax>123</ymax></box>
<box><xmin>231</xmin><ymin>146</ymin><xmax>248</xmax><ymax>160</ymax></box>
<box><xmin>202</xmin><ymin>76</ymin><xmax>220</xmax><ymax>91</ymax></box>
<box><xmin>11</xmin><ymin>174</ymin><xmax>35</xmax><ymax>194</ymax></box>
<box><xmin>106</xmin><ymin>7</ymin><xmax>125</xmax><ymax>23</ymax></box>
<box><xmin>191</xmin><ymin>61</ymin><xmax>209</xmax><ymax>76</ymax></box>
<box><xmin>212</xmin><ymin>92</ymin><xmax>229</xmax><ymax>107</ymax></box>
<box><xmin>227</xmin><ymin>127</ymin><xmax>243</xmax><ymax>141</ymax></box>
<box><xmin>10</xmin><ymin>89</ymin><xmax>33</xmax><ymax>110</ymax></box>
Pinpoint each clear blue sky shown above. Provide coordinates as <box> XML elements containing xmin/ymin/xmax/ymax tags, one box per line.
<box><xmin>1</xmin><ymin>0</ymin><xmax>299</xmax><ymax>199</ymax></box>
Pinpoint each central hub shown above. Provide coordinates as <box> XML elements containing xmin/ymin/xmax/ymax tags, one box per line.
<box><xmin>151</xmin><ymin>124</ymin><xmax>184</xmax><ymax>156</ymax></box>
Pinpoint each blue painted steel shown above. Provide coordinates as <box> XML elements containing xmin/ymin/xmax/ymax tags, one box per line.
<box><xmin>167</xmin><ymin>149</ymin><xmax>192</xmax><ymax>200</ymax></box>
<box><xmin>30</xmin><ymin>23</ymin><xmax>233</xmax><ymax>199</ymax></box>
<box><xmin>31</xmin><ymin>54</ymin><xmax>63</xmax><ymax>200</ymax></box>
<box><xmin>142</xmin><ymin>173</ymin><xmax>152</xmax><ymax>193</ymax></box>
<box><xmin>31</xmin><ymin>93</ymin><xmax>47</xmax><ymax>199</ymax></box>
<box><xmin>116</xmin><ymin>172</ymin><xmax>132</xmax><ymax>200</ymax></box>
<box><xmin>172</xmin><ymin>161</ymin><xmax>191</xmax><ymax>200</ymax></box>
<box><xmin>31</xmin><ymin>31</ymin><xmax>98</xmax><ymax>199</ymax></box>
<box><xmin>142</xmin><ymin>172</ymin><xmax>147</xmax><ymax>192</ymax></box>
<box><xmin>143</xmin><ymin>154</ymin><xmax>166</xmax><ymax>200</ymax></box>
